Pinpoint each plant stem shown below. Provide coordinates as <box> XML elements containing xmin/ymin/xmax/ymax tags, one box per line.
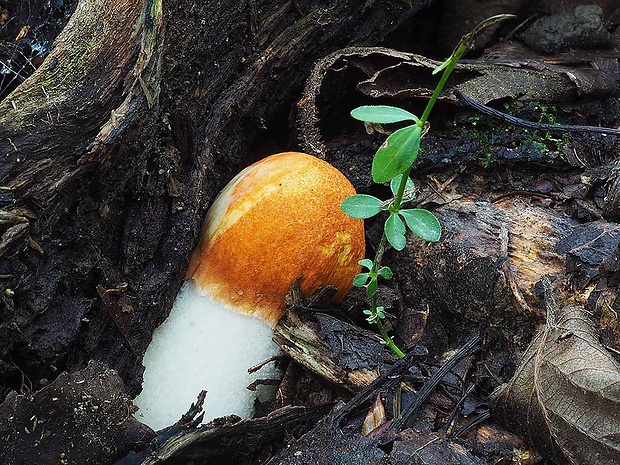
<box><xmin>392</xmin><ymin>42</ymin><xmax>470</xmax><ymax>214</ymax></box>
<box><xmin>391</xmin><ymin>45</ymin><xmax>469</xmax><ymax>210</ymax></box>
<box><xmin>365</xmin><ymin>15</ymin><xmax>516</xmax><ymax>359</ymax></box>
<box><xmin>377</xmin><ymin>319</ymin><xmax>405</xmax><ymax>358</ymax></box>
<box><xmin>416</xmin><ymin>13</ymin><xmax>515</xmax><ymax>128</ymax></box>
<box><xmin>369</xmin><ymin>232</ymin><xmax>406</xmax><ymax>356</ymax></box>
<box><xmin>370</xmin><ymin>286</ymin><xmax>405</xmax><ymax>358</ymax></box>
<box><xmin>372</xmin><ymin>234</ymin><xmax>388</xmax><ymax>272</ymax></box>
<box><xmin>369</xmin><ymin>43</ymin><xmax>468</xmax><ymax>360</ymax></box>
<box><xmin>418</xmin><ymin>42</ymin><xmax>468</xmax><ymax>128</ymax></box>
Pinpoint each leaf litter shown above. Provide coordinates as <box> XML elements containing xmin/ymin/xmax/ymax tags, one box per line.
<box><xmin>493</xmin><ymin>278</ymin><xmax>620</xmax><ymax>464</ymax></box>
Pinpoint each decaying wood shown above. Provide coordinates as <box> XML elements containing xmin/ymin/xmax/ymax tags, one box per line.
<box><xmin>0</xmin><ymin>361</ymin><xmax>151</xmax><ymax>465</ymax></box>
<box><xmin>2</xmin><ymin>1</ymin><xmax>620</xmax><ymax>463</ymax></box>
<box><xmin>290</xmin><ymin>40</ymin><xmax>620</xmax><ymax>463</ymax></box>
<box><xmin>274</xmin><ymin>308</ymin><xmax>400</xmax><ymax>393</ymax></box>
<box><xmin>391</xmin><ymin>197</ymin><xmax>578</xmax><ymax>363</ymax></box>
<box><xmin>266</xmin><ymin>334</ymin><xmax>523</xmax><ymax>464</ymax></box>
<box><xmin>0</xmin><ymin>0</ymin><xmax>160</xmax><ymax>203</ymax></box>
<box><xmin>266</xmin><ymin>350</ymin><xmax>425</xmax><ymax>464</ymax></box>
<box><xmin>115</xmin><ymin>404</ymin><xmax>329</xmax><ymax>465</ymax></box>
<box><xmin>296</xmin><ymin>45</ymin><xmax>620</xmax><ymax>159</ymax></box>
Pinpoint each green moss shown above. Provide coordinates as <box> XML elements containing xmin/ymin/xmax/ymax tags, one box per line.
<box><xmin>461</xmin><ymin>100</ymin><xmax>571</xmax><ymax>166</ymax></box>
<box><xmin>523</xmin><ymin>102</ymin><xmax>570</xmax><ymax>153</ymax></box>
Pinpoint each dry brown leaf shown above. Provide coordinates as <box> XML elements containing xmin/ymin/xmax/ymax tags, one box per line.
<box><xmin>361</xmin><ymin>394</ymin><xmax>387</xmax><ymax>437</ymax></box>
<box><xmin>493</xmin><ymin>304</ymin><xmax>620</xmax><ymax>464</ymax></box>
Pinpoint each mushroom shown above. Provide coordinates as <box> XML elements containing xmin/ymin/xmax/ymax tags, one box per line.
<box><xmin>134</xmin><ymin>152</ymin><xmax>365</xmax><ymax>429</ymax></box>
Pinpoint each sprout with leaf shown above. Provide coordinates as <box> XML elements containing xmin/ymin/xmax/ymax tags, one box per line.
<box><xmin>341</xmin><ymin>15</ymin><xmax>515</xmax><ymax>358</ymax></box>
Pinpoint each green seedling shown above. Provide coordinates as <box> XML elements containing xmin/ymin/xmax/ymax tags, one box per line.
<box><xmin>341</xmin><ymin>14</ymin><xmax>514</xmax><ymax>358</ymax></box>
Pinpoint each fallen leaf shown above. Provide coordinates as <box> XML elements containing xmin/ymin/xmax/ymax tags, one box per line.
<box><xmin>15</xmin><ymin>25</ymin><xmax>30</xmax><ymax>41</ymax></box>
<box><xmin>361</xmin><ymin>394</ymin><xmax>387</xmax><ymax>437</ymax></box>
<box><xmin>493</xmin><ymin>304</ymin><xmax>620</xmax><ymax>464</ymax></box>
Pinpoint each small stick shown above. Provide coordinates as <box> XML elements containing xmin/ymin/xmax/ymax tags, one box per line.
<box><xmin>455</xmin><ymin>90</ymin><xmax>620</xmax><ymax>136</ymax></box>
<box><xmin>390</xmin><ymin>334</ymin><xmax>481</xmax><ymax>431</ymax></box>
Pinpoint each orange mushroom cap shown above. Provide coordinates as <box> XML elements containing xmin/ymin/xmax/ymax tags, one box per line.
<box><xmin>187</xmin><ymin>152</ymin><xmax>365</xmax><ymax>325</ymax></box>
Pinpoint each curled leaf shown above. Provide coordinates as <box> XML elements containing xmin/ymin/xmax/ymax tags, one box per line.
<box><xmin>493</xmin><ymin>305</ymin><xmax>620</xmax><ymax>464</ymax></box>
<box><xmin>362</xmin><ymin>394</ymin><xmax>388</xmax><ymax>437</ymax></box>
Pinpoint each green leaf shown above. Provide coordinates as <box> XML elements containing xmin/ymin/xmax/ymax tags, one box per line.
<box><xmin>366</xmin><ymin>277</ymin><xmax>378</xmax><ymax>297</ymax></box>
<box><xmin>399</xmin><ymin>209</ymin><xmax>442</xmax><ymax>242</ymax></box>
<box><xmin>353</xmin><ymin>273</ymin><xmax>370</xmax><ymax>287</ymax></box>
<box><xmin>351</xmin><ymin>105</ymin><xmax>417</xmax><ymax>124</ymax></box>
<box><xmin>377</xmin><ymin>266</ymin><xmax>393</xmax><ymax>279</ymax></box>
<box><xmin>372</xmin><ymin>125</ymin><xmax>421</xmax><ymax>183</ymax></box>
<box><xmin>385</xmin><ymin>213</ymin><xmax>406</xmax><ymax>251</ymax></box>
<box><xmin>341</xmin><ymin>194</ymin><xmax>382</xmax><ymax>219</ymax></box>
<box><xmin>389</xmin><ymin>174</ymin><xmax>416</xmax><ymax>199</ymax></box>
<box><xmin>376</xmin><ymin>306</ymin><xmax>386</xmax><ymax>319</ymax></box>
<box><xmin>432</xmin><ymin>57</ymin><xmax>452</xmax><ymax>75</ymax></box>
<box><xmin>358</xmin><ymin>259</ymin><xmax>374</xmax><ymax>270</ymax></box>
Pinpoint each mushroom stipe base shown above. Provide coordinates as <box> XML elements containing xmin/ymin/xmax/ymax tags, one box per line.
<box><xmin>134</xmin><ymin>281</ymin><xmax>281</xmax><ymax>430</ymax></box>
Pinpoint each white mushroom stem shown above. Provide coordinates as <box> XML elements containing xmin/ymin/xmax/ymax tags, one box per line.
<box><xmin>134</xmin><ymin>282</ymin><xmax>279</xmax><ymax>429</ymax></box>
<box><xmin>133</xmin><ymin>152</ymin><xmax>365</xmax><ymax>430</ymax></box>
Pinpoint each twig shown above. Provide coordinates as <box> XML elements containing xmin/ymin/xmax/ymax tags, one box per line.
<box><xmin>455</xmin><ymin>90</ymin><xmax>620</xmax><ymax>136</ymax></box>
<box><xmin>443</xmin><ymin>383</ymin><xmax>476</xmax><ymax>436</ymax></box>
<box><xmin>390</xmin><ymin>334</ymin><xmax>481</xmax><ymax>431</ymax></box>
<box><xmin>332</xmin><ymin>346</ymin><xmax>427</xmax><ymax>425</ymax></box>
<box><xmin>451</xmin><ymin>409</ymin><xmax>491</xmax><ymax>438</ymax></box>
<box><xmin>178</xmin><ymin>390</ymin><xmax>207</xmax><ymax>428</ymax></box>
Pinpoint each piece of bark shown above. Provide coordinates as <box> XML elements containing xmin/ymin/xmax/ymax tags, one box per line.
<box><xmin>274</xmin><ymin>308</ymin><xmax>400</xmax><ymax>393</ymax></box>
<box><xmin>296</xmin><ymin>46</ymin><xmax>617</xmax><ymax>159</ymax></box>
<box><xmin>555</xmin><ymin>220</ymin><xmax>620</xmax><ymax>354</ymax></box>
<box><xmin>116</xmin><ymin>405</ymin><xmax>329</xmax><ymax>465</ymax></box>
<box><xmin>0</xmin><ymin>361</ymin><xmax>150</xmax><ymax>465</ymax></box>
<box><xmin>0</xmin><ymin>0</ymin><xmax>157</xmax><ymax>203</ymax></box>
<box><xmin>267</xmin><ymin>336</ymin><xmax>491</xmax><ymax>464</ymax></box>
<box><xmin>395</xmin><ymin>197</ymin><xmax>577</xmax><ymax>344</ymax></box>
<box><xmin>469</xmin><ymin>423</ymin><xmax>542</xmax><ymax>464</ymax></box>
